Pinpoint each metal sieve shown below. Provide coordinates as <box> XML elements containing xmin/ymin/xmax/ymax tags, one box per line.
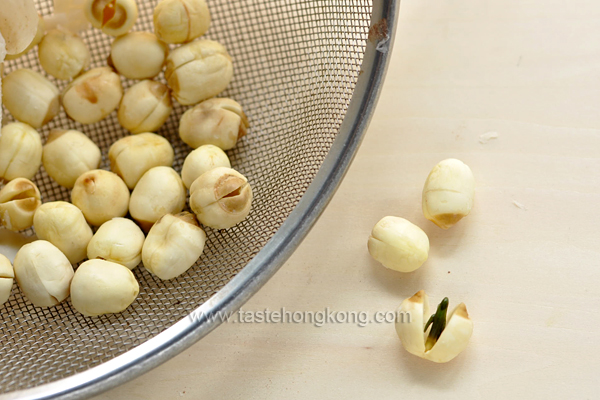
<box><xmin>0</xmin><ymin>0</ymin><xmax>398</xmax><ymax>398</ymax></box>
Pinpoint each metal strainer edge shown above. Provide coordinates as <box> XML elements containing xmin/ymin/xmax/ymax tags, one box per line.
<box><xmin>1</xmin><ymin>1</ymin><xmax>399</xmax><ymax>399</ymax></box>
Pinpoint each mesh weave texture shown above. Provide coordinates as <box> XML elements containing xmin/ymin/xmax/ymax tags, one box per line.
<box><xmin>0</xmin><ymin>0</ymin><xmax>372</xmax><ymax>393</ymax></box>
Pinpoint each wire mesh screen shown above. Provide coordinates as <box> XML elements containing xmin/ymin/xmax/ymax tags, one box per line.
<box><xmin>0</xmin><ymin>0</ymin><xmax>372</xmax><ymax>393</ymax></box>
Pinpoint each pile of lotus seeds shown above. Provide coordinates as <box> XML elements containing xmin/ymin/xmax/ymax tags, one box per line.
<box><xmin>0</xmin><ymin>0</ymin><xmax>253</xmax><ymax>317</ymax></box>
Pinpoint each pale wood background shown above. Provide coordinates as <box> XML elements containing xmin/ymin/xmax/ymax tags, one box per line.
<box><xmin>88</xmin><ymin>0</ymin><xmax>598</xmax><ymax>397</ymax></box>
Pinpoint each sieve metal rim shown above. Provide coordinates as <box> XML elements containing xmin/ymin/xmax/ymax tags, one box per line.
<box><xmin>1</xmin><ymin>1</ymin><xmax>399</xmax><ymax>399</ymax></box>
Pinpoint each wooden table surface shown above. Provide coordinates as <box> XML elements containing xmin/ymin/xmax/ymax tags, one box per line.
<box><xmin>91</xmin><ymin>0</ymin><xmax>600</xmax><ymax>398</ymax></box>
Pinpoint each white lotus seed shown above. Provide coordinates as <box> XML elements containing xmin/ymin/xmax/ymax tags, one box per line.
<box><xmin>70</xmin><ymin>259</ymin><xmax>139</xmax><ymax>317</ymax></box>
<box><xmin>38</xmin><ymin>28</ymin><xmax>90</xmax><ymax>80</ymax></box>
<box><xmin>2</xmin><ymin>69</ymin><xmax>60</xmax><ymax>129</ymax></box>
<box><xmin>153</xmin><ymin>0</ymin><xmax>210</xmax><ymax>44</ymax></box>
<box><xmin>189</xmin><ymin>167</ymin><xmax>253</xmax><ymax>229</ymax></box>
<box><xmin>42</xmin><ymin>129</ymin><xmax>102</xmax><ymax>188</ymax></box>
<box><xmin>117</xmin><ymin>80</ymin><xmax>173</xmax><ymax>134</ymax></box>
<box><xmin>142</xmin><ymin>212</ymin><xmax>206</xmax><ymax>280</ymax></box>
<box><xmin>71</xmin><ymin>169</ymin><xmax>130</xmax><ymax>226</ymax></box>
<box><xmin>367</xmin><ymin>216</ymin><xmax>429</xmax><ymax>273</ymax></box>
<box><xmin>422</xmin><ymin>159</ymin><xmax>475</xmax><ymax>229</ymax></box>
<box><xmin>5</xmin><ymin>14</ymin><xmax>44</xmax><ymax>61</ymax></box>
<box><xmin>165</xmin><ymin>40</ymin><xmax>233</xmax><ymax>106</ymax></box>
<box><xmin>84</xmin><ymin>0</ymin><xmax>138</xmax><ymax>37</ymax></box>
<box><xmin>181</xmin><ymin>144</ymin><xmax>231</xmax><ymax>189</ymax></box>
<box><xmin>13</xmin><ymin>240</ymin><xmax>74</xmax><ymax>308</ymax></box>
<box><xmin>396</xmin><ymin>291</ymin><xmax>473</xmax><ymax>363</ymax></box>
<box><xmin>109</xmin><ymin>132</ymin><xmax>174</xmax><ymax>189</ymax></box>
<box><xmin>0</xmin><ymin>178</ymin><xmax>41</xmax><ymax>232</ymax></box>
<box><xmin>0</xmin><ymin>122</ymin><xmax>42</xmax><ymax>181</ymax></box>
<box><xmin>179</xmin><ymin>98</ymin><xmax>248</xmax><ymax>150</ymax></box>
<box><xmin>87</xmin><ymin>217</ymin><xmax>145</xmax><ymax>270</ymax></box>
<box><xmin>62</xmin><ymin>67</ymin><xmax>123</xmax><ymax>124</ymax></box>
<box><xmin>129</xmin><ymin>166</ymin><xmax>186</xmax><ymax>231</ymax></box>
<box><xmin>33</xmin><ymin>201</ymin><xmax>93</xmax><ymax>264</ymax></box>
<box><xmin>110</xmin><ymin>32</ymin><xmax>168</xmax><ymax>80</ymax></box>
<box><xmin>0</xmin><ymin>254</ymin><xmax>14</xmax><ymax>306</ymax></box>
<box><xmin>0</xmin><ymin>0</ymin><xmax>38</xmax><ymax>56</ymax></box>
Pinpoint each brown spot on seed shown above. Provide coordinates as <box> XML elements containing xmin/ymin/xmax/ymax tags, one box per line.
<box><xmin>409</xmin><ymin>290</ymin><xmax>426</xmax><ymax>303</ymax></box>
<box><xmin>238</xmin><ymin>111</ymin><xmax>249</xmax><ymax>139</ymax></box>
<box><xmin>453</xmin><ymin>303</ymin><xmax>470</xmax><ymax>319</ymax></box>
<box><xmin>10</xmin><ymin>182</ymin><xmax>37</xmax><ymax>200</ymax></box>
<box><xmin>76</xmin><ymin>80</ymin><xmax>99</xmax><ymax>104</ymax></box>
<box><xmin>0</xmin><ymin>179</ymin><xmax>40</xmax><ymax>203</ymax></box>
<box><xmin>148</xmin><ymin>81</ymin><xmax>168</xmax><ymax>99</ymax></box>
<box><xmin>83</xmin><ymin>176</ymin><xmax>97</xmax><ymax>194</ymax></box>
<box><xmin>15</xmin><ymin>197</ymin><xmax>41</xmax><ymax>212</ymax></box>
<box><xmin>174</xmin><ymin>212</ymin><xmax>199</xmax><ymax>227</ymax></box>
<box><xmin>219</xmin><ymin>184</ymin><xmax>251</xmax><ymax>214</ymax></box>
<box><xmin>214</xmin><ymin>174</ymin><xmax>245</xmax><ymax>200</ymax></box>
<box><xmin>238</xmin><ymin>122</ymin><xmax>247</xmax><ymax>140</ymax></box>
<box><xmin>432</xmin><ymin>213</ymin><xmax>463</xmax><ymax>229</ymax></box>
